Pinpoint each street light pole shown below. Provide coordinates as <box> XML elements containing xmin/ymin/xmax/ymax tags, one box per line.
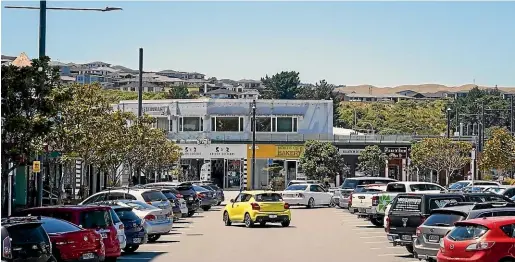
<box><xmin>251</xmin><ymin>100</ymin><xmax>257</xmax><ymax>190</ymax></box>
<box><xmin>137</xmin><ymin>48</ymin><xmax>143</xmax><ymax>185</ymax></box>
<box><xmin>38</xmin><ymin>1</ymin><xmax>46</xmax><ymax>58</ymax></box>
<box><xmin>446</xmin><ymin>108</ymin><xmax>451</xmax><ymax>138</ymax></box>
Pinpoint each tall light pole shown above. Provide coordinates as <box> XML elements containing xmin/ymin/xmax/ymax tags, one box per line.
<box><xmin>446</xmin><ymin>108</ymin><xmax>452</xmax><ymax>138</ymax></box>
<box><xmin>137</xmin><ymin>48</ymin><xmax>144</xmax><ymax>185</ymax></box>
<box><xmin>251</xmin><ymin>100</ymin><xmax>257</xmax><ymax>190</ymax></box>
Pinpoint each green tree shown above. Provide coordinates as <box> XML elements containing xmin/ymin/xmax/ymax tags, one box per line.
<box><xmin>442</xmin><ymin>141</ymin><xmax>472</xmax><ymax>185</ymax></box>
<box><xmin>480</xmin><ymin>127</ymin><xmax>515</xmax><ymax>175</ymax></box>
<box><xmin>358</xmin><ymin>145</ymin><xmax>388</xmax><ymax>176</ymax></box>
<box><xmin>166</xmin><ymin>85</ymin><xmax>190</xmax><ymax>99</ymax></box>
<box><xmin>261</xmin><ymin>71</ymin><xmax>300</xmax><ymax>99</ymax></box>
<box><xmin>299</xmin><ymin>140</ymin><xmax>347</xmax><ymax>181</ymax></box>
<box><xmin>102</xmin><ymin>89</ymin><xmax>168</xmax><ymax>104</ymax></box>
<box><xmin>1</xmin><ymin>57</ymin><xmax>67</xmax><ymax>213</ymax></box>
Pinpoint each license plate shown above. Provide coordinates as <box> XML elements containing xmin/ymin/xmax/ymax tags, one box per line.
<box><xmin>428</xmin><ymin>235</ymin><xmax>440</xmax><ymax>243</ymax></box>
<box><xmin>402</xmin><ymin>235</ymin><xmax>412</xmax><ymax>241</ymax></box>
<box><xmin>133</xmin><ymin>238</ymin><xmax>141</xmax><ymax>244</ymax></box>
<box><xmin>82</xmin><ymin>253</ymin><xmax>94</xmax><ymax>259</ymax></box>
<box><xmin>366</xmin><ymin>209</ymin><xmax>373</xmax><ymax>214</ymax></box>
<box><xmin>188</xmin><ymin>197</ymin><xmax>193</xmax><ymax>200</ymax></box>
<box><xmin>181</xmin><ymin>203</ymin><xmax>187</xmax><ymax>208</ymax></box>
<box><xmin>269</xmin><ymin>215</ymin><xmax>278</xmax><ymax>218</ymax></box>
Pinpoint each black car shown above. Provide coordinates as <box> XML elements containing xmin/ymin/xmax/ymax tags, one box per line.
<box><xmin>386</xmin><ymin>193</ymin><xmax>467</xmax><ymax>254</ymax></box>
<box><xmin>159</xmin><ymin>189</ymin><xmax>183</xmax><ymax>219</ymax></box>
<box><xmin>463</xmin><ymin>192</ymin><xmax>514</xmax><ymax>203</ymax></box>
<box><xmin>1</xmin><ymin>217</ymin><xmax>53</xmax><ymax>262</ymax></box>
<box><xmin>145</xmin><ymin>182</ymin><xmax>199</xmax><ymax>217</ymax></box>
<box><xmin>189</xmin><ymin>181</ymin><xmax>225</xmax><ymax>205</ymax></box>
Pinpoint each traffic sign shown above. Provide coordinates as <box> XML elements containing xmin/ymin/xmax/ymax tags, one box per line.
<box><xmin>33</xmin><ymin>161</ymin><xmax>41</xmax><ymax>173</ymax></box>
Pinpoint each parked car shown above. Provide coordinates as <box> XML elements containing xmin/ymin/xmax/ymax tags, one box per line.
<box><xmin>448</xmin><ymin>180</ymin><xmax>501</xmax><ymax>192</ymax></box>
<box><xmin>40</xmin><ymin>216</ymin><xmax>105</xmax><ymax>262</ymax></box>
<box><xmin>414</xmin><ymin>202</ymin><xmax>515</xmax><ymax>261</ymax></box>
<box><xmin>191</xmin><ymin>185</ymin><xmax>217</xmax><ymax>211</ymax></box>
<box><xmin>111</xmin><ymin>206</ymin><xmax>146</xmax><ymax>253</ymax></box>
<box><xmin>484</xmin><ymin>185</ymin><xmax>512</xmax><ymax>195</ymax></box>
<box><xmin>159</xmin><ymin>189</ymin><xmax>187</xmax><ymax>220</ymax></box>
<box><xmin>437</xmin><ymin>216</ymin><xmax>515</xmax><ymax>262</ymax></box>
<box><xmin>353</xmin><ymin>182</ymin><xmax>447</xmax><ymax>227</ymax></box>
<box><xmin>145</xmin><ymin>182</ymin><xmax>199</xmax><ymax>217</ymax></box>
<box><xmin>16</xmin><ymin>205</ymin><xmax>121</xmax><ymax>261</ymax></box>
<box><xmin>223</xmin><ymin>191</ymin><xmax>291</xmax><ymax>228</ymax></box>
<box><xmin>332</xmin><ymin>177</ymin><xmax>397</xmax><ymax>210</ymax></box>
<box><xmin>338</xmin><ymin>184</ymin><xmax>386</xmax><ymax>211</ymax></box>
<box><xmin>281</xmin><ymin>183</ymin><xmax>333</xmax><ymax>208</ymax></box>
<box><xmin>386</xmin><ymin>193</ymin><xmax>467</xmax><ymax>254</ymax></box>
<box><xmin>1</xmin><ymin>217</ymin><xmax>53</xmax><ymax>262</ymax></box>
<box><xmin>80</xmin><ymin>188</ymin><xmax>173</xmax><ymax>215</ymax></box>
<box><xmin>106</xmin><ymin>207</ymin><xmax>126</xmax><ymax>250</ymax></box>
<box><xmin>190</xmin><ymin>182</ymin><xmax>225</xmax><ymax>205</ymax></box>
<box><xmin>286</xmin><ymin>180</ymin><xmax>319</xmax><ymax>188</ymax></box>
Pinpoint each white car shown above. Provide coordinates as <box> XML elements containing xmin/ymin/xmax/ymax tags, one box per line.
<box><xmin>281</xmin><ymin>183</ymin><xmax>333</xmax><ymax>208</ymax></box>
<box><xmin>107</xmin><ymin>207</ymin><xmax>126</xmax><ymax>249</ymax></box>
<box><xmin>448</xmin><ymin>180</ymin><xmax>501</xmax><ymax>192</ymax></box>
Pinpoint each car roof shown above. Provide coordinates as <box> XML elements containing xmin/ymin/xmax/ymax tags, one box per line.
<box><xmin>109</xmin><ymin>188</ymin><xmax>156</xmax><ymax>193</ymax></box>
<box><xmin>346</xmin><ymin>177</ymin><xmax>397</xmax><ymax>181</ymax></box>
<box><xmin>25</xmin><ymin>205</ymin><xmax>111</xmax><ymax>211</ymax></box>
<box><xmin>1</xmin><ymin>216</ymin><xmax>42</xmax><ymax>227</ymax></box>
<box><xmin>389</xmin><ymin>181</ymin><xmax>441</xmax><ymax>185</ymax></box>
<box><xmin>398</xmin><ymin>193</ymin><xmax>461</xmax><ymax>198</ymax></box>
<box><xmin>456</xmin><ymin>216</ymin><xmax>515</xmax><ymax>227</ymax></box>
<box><xmin>242</xmin><ymin>190</ymin><xmax>280</xmax><ymax>195</ymax></box>
<box><xmin>455</xmin><ymin>180</ymin><xmax>499</xmax><ymax>183</ymax></box>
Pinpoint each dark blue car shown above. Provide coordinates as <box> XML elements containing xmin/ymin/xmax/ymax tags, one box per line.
<box><xmin>112</xmin><ymin>206</ymin><xmax>147</xmax><ymax>253</ymax></box>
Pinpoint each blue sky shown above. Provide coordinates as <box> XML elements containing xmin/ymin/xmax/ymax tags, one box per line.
<box><xmin>2</xmin><ymin>1</ymin><xmax>514</xmax><ymax>87</ymax></box>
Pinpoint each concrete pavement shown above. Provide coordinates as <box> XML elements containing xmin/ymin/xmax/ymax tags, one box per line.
<box><xmin>118</xmin><ymin>204</ymin><xmax>421</xmax><ymax>262</ymax></box>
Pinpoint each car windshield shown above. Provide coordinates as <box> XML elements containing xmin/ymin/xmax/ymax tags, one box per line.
<box><xmin>285</xmin><ymin>185</ymin><xmax>308</xmax><ymax>191</ymax></box>
<box><xmin>79</xmin><ymin>210</ymin><xmax>112</xmax><ymax>229</ymax></box>
<box><xmin>485</xmin><ymin>187</ymin><xmax>505</xmax><ymax>194</ymax></box>
<box><xmin>193</xmin><ymin>185</ymin><xmax>210</xmax><ymax>192</ymax></box>
<box><xmin>424</xmin><ymin>213</ymin><xmax>465</xmax><ymax>227</ymax></box>
<box><xmin>254</xmin><ymin>193</ymin><xmax>283</xmax><ymax>202</ymax></box>
<box><xmin>448</xmin><ymin>224</ymin><xmax>488</xmax><ymax>241</ymax></box>
<box><xmin>449</xmin><ymin>182</ymin><xmax>469</xmax><ymax>190</ymax></box>
<box><xmin>161</xmin><ymin>190</ymin><xmax>177</xmax><ymax>200</ymax></box>
<box><xmin>142</xmin><ymin>191</ymin><xmax>168</xmax><ymax>202</ymax></box>
<box><xmin>41</xmin><ymin>218</ymin><xmax>81</xmax><ymax>234</ymax></box>
<box><xmin>8</xmin><ymin>223</ymin><xmax>48</xmax><ymax>244</ymax></box>
<box><xmin>209</xmin><ymin>184</ymin><xmax>220</xmax><ymax>190</ymax></box>
<box><xmin>114</xmin><ymin>208</ymin><xmax>140</xmax><ymax>221</ymax></box>
<box><xmin>125</xmin><ymin>201</ymin><xmax>158</xmax><ymax>211</ymax></box>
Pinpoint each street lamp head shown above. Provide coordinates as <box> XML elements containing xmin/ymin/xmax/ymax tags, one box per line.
<box><xmin>447</xmin><ymin>108</ymin><xmax>452</xmax><ymax>111</ymax></box>
<box><xmin>102</xmin><ymin>6</ymin><xmax>123</xmax><ymax>12</ymax></box>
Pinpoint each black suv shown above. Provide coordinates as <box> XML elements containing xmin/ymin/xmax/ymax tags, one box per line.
<box><xmin>1</xmin><ymin>217</ymin><xmax>53</xmax><ymax>262</ymax></box>
<box><xmin>145</xmin><ymin>182</ymin><xmax>199</xmax><ymax>217</ymax></box>
<box><xmin>386</xmin><ymin>193</ymin><xmax>467</xmax><ymax>254</ymax></box>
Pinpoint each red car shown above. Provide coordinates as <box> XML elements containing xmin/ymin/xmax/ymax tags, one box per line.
<box><xmin>40</xmin><ymin>216</ymin><xmax>105</xmax><ymax>261</ymax></box>
<box><xmin>437</xmin><ymin>216</ymin><xmax>515</xmax><ymax>262</ymax></box>
<box><xmin>18</xmin><ymin>206</ymin><xmax>121</xmax><ymax>262</ymax></box>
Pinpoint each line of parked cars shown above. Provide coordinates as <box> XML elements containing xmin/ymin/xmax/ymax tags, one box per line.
<box><xmin>1</xmin><ymin>181</ymin><xmax>222</xmax><ymax>262</ymax></box>
<box><xmin>334</xmin><ymin>176</ymin><xmax>515</xmax><ymax>262</ymax></box>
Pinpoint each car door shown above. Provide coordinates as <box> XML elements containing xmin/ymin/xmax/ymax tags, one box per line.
<box><xmin>316</xmin><ymin>185</ymin><xmax>331</xmax><ymax>204</ymax></box>
<box><xmin>228</xmin><ymin>194</ymin><xmax>244</xmax><ymax>221</ymax></box>
<box><xmin>308</xmin><ymin>185</ymin><xmax>321</xmax><ymax>203</ymax></box>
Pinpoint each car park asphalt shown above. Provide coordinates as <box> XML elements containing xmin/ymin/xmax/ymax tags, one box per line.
<box><xmin>118</xmin><ymin>192</ymin><xmax>420</xmax><ymax>262</ymax></box>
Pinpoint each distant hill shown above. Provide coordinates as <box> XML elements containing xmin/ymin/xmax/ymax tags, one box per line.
<box><xmin>335</xmin><ymin>84</ymin><xmax>515</xmax><ymax>95</ymax></box>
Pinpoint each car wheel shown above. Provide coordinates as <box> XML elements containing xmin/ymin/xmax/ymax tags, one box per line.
<box><xmin>105</xmin><ymin>257</ymin><xmax>118</xmax><ymax>262</ymax></box>
<box><xmin>370</xmin><ymin>217</ymin><xmax>384</xmax><ymax>227</ymax></box>
<box><xmin>202</xmin><ymin>206</ymin><xmax>211</xmax><ymax>211</ymax></box>
<box><xmin>306</xmin><ymin>198</ymin><xmax>315</xmax><ymax>209</ymax></box>
<box><xmin>187</xmin><ymin>210</ymin><xmax>195</xmax><ymax>217</ymax></box>
<box><xmin>405</xmin><ymin>244</ymin><xmax>414</xmax><ymax>254</ymax></box>
<box><xmin>47</xmin><ymin>255</ymin><xmax>58</xmax><ymax>262</ymax></box>
<box><xmin>147</xmin><ymin>234</ymin><xmax>161</xmax><ymax>243</ymax></box>
<box><xmin>123</xmin><ymin>245</ymin><xmax>139</xmax><ymax>253</ymax></box>
<box><xmin>223</xmin><ymin>211</ymin><xmax>232</xmax><ymax>226</ymax></box>
<box><xmin>244</xmin><ymin>213</ymin><xmax>254</xmax><ymax>228</ymax></box>
<box><xmin>281</xmin><ymin>220</ymin><xmax>290</xmax><ymax>227</ymax></box>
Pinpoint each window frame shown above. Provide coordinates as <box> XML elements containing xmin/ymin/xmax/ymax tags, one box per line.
<box><xmin>252</xmin><ymin>116</ymin><xmax>299</xmax><ymax>133</ymax></box>
<box><xmin>179</xmin><ymin>116</ymin><xmax>203</xmax><ymax>132</ymax></box>
<box><xmin>211</xmin><ymin>116</ymin><xmax>244</xmax><ymax>132</ymax></box>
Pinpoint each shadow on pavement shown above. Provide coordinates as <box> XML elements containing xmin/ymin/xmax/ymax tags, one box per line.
<box><xmin>151</xmin><ymin>240</ymin><xmax>180</xmax><ymax>244</ymax></box>
<box><xmin>354</xmin><ymin>225</ymin><xmax>380</xmax><ymax>229</ymax></box>
<box><xmin>233</xmin><ymin>224</ymin><xmax>297</xmax><ymax>229</ymax></box>
<box><xmin>394</xmin><ymin>254</ymin><xmax>414</xmax><ymax>259</ymax></box>
<box><xmin>119</xmin><ymin>251</ymin><xmax>166</xmax><ymax>261</ymax></box>
<box><xmin>189</xmin><ymin>215</ymin><xmax>205</xmax><ymax>218</ymax></box>
<box><xmin>174</xmin><ymin>221</ymin><xmax>192</xmax><ymax>224</ymax></box>
<box><xmin>164</xmin><ymin>232</ymin><xmax>182</xmax><ymax>235</ymax></box>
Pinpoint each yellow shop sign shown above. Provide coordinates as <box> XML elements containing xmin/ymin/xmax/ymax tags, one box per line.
<box><xmin>276</xmin><ymin>145</ymin><xmax>304</xmax><ymax>158</ymax></box>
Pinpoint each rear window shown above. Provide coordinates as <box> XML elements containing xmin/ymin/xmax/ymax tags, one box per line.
<box><xmin>476</xmin><ymin>182</ymin><xmax>499</xmax><ymax>186</ymax></box>
<box><xmin>109</xmin><ymin>208</ymin><xmax>121</xmax><ymax>224</ymax></box>
<box><xmin>125</xmin><ymin>201</ymin><xmax>157</xmax><ymax>211</ymax></box>
<box><xmin>192</xmin><ymin>185</ymin><xmax>209</xmax><ymax>192</ymax></box>
<box><xmin>114</xmin><ymin>208</ymin><xmax>140</xmax><ymax>222</ymax></box>
<box><xmin>285</xmin><ymin>185</ymin><xmax>308</xmax><ymax>191</ymax></box>
<box><xmin>255</xmin><ymin>193</ymin><xmax>283</xmax><ymax>202</ymax></box>
<box><xmin>450</xmin><ymin>182</ymin><xmax>469</xmax><ymax>190</ymax></box>
<box><xmin>392</xmin><ymin>196</ymin><xmax>422</xmax><ymax>212</ymax></box>
<box><xmin>448</xmin><ymin>224</ymin><xmax>488</xmax><ymax>241</ymax></box>
<box><xmin>341</xmin><ymin>179</ymin><xmax>392</xmax><ymax>189</ymax></box>
<box><xmin>429</xmin><ymin>198</ymin><xmax>462</xmax><ymax>209</ymax></box>
<box><xmin>200</xmin><ymin>185</ymin><xmax>215</xmax><ymax>190</ymax></box>
<box><xmin>8</xmin><ymin>223</ymin><xmax>47</xmax><ymax>244</ymax></box>
<box><xmin>424</xmin><ymin>213</ymin><xmax>465</xmax><ymax>227</ymax></box>
<box><xmin>209</xmin><ymin>184</ymin><xmax>220</xmax><ymax>190</ymax></box>
<box><xmin>80</xmin><ymin>210</ymin><xmax>112</xmax><ymax>228</ymax></box>
<box><xmin>387</xmin><ymin>184</ymin><xmax>406</xmax><ymax>193</ymax></box>
<box><xmin>161</xmin><ymin>190</ymin><xmax>177</xmax><ymax>200</ymax></box>
<box><xmin>468</xmin><ymin>195</ymin><xmax>508</xmax><ymax>203</ymax></box>
<box><xmin>176</xmin><ymin>185</ymin><xmax>193</xmax><ymax>191</ymax></box>
<box><xmin>42</xmin><ymin>218</ymin><xmax>81</xmax><ymax>234</ymax></box>
<box><xmin>142</xmin><ymin>191</ymin><xmax>167</xmax><ymax>202</ymax></box>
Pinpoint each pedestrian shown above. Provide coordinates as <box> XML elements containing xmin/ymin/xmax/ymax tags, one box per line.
<box><xmin>467</xmin><ymin>171</ymin><xmax>472</xmax><ymax>180</ymax></box>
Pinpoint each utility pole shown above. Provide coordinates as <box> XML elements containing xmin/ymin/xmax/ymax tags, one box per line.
<box><xmin>251</xmin><ymin>100</ymin><xmax>257</xmax><ymax>190</ymax></box>
<box><xmin>511</xmin><ymin>95</ymin><xmax>514</xmax><ymax>136</ymax></box>
<box><xmin>455</xmin><ymin>107</ymin><xmax>459</xmax><ymax>134</ymax></box>
<box><xmin>446</xmin><ymin>108</ymin><xmax>451</xmax><ymax>138</ymax></box>
<box><xmin>137</xmin><ymin>48</ymin><xmax>143</xmax><ymax>185</ymax></box>
<box><xmin>36</xmin><ymin>0</ymin><xmax>47</xmax><ymax>207</ymax></box>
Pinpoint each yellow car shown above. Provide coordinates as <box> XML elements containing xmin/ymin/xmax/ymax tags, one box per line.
<box><xmin>223</xmin><ymin>190</ymin><xmax>291</xmax><ymax>228</ymax></box>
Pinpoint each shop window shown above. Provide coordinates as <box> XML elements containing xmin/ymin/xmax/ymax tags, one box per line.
<box><xmin>276</xmin><ymin>117</ymin><xmax>298</xmax><ymax>132</ymax></box>
<box><xmin>211</xmin><ymin>116</ymin><xmax>244</xmax><ymax>132</ymax></box>
<box><xmin>179</xmin><ymin>117</ymin><xmax>202</xmax><ymax>132</ymax></box>
<box><xmin>168</xmin><ymin>119</ymin><xmax>173</xmax><ymax>132</ymax></box>
<box><xmin>252</xmin><ymin>117</ymin><xmax>272</xmax><ymax>132</ymax></box>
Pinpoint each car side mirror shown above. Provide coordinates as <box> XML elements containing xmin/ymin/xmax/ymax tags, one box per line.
<box><xmin>79</xmin><ymin>225</ymin><xmax>83</xmax><ymax>228</ymax></box>
<box><xmin>230</xmin><ymin>199</ymin><xmax>235</xmax><ymax>203</ymax></box>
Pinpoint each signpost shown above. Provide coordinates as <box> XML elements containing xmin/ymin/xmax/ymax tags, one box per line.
<box><xmin>33</xmin><ymin>161</ymin><xmax>41</xmax><ymax>173</ymax></box>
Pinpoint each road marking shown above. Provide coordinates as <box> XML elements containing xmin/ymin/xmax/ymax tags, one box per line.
<box><xmin>377</xmin><ymin>253</ymin><xmax>408</xmax><ymax>257</ymax></box>
<box><xmin>359</xmin><ymin>235</ymin><xmax>386</xmax><ymax>239</ymax></box>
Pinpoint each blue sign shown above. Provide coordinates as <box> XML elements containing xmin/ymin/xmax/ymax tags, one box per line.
<box><xmin>267</xmin><ymin>159</ymin><xmax>273</xmax><ymax>166</ymax></box>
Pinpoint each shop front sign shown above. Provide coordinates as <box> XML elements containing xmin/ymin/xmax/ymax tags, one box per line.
<box><xmin>339</xmin><ymin>149</ymin><xmax>364</xmax><ymax>155</ymax></box>
<box><xmin>276</xmin><ymin>145</ymin><xmax>304</xmax><ymax>158</ymax></box>
<box><xmin>179</xmin><ymin>144</ymin><xmax>246</xmax><ymax>159</ymax></box>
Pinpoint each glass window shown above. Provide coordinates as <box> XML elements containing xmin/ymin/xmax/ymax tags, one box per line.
<box><xmin>41</xmin><ymin>218</ymin><xmax>81</xmax><ymax>234</ymax></box>
<box><xmin>180</xmin><ymin>117</ymin><xmax>202</xmax><ymax>132</ymax></box>
<box><xmin>255</xmin><ymin>193</ymin><xmax>283</xmax><ymax>202</ymax></box>
<box><xmin>493</xmin><ymin>211</ymin><xmax>515</xmax><ymax>217</ymax></box>
<box><xmin>504</xmin><ymin>188</ymin><xmax>515</xmax><ymax>198</ymax></box>
<box><xmin>448</xmin><ymin>224</ymin><xmax>488</xmax><ymax>241</ymax></box>
<box><xmin>79</xmin><ymin>210</ymin><xmax>112</xmax><ymax>228</ymax></box>
<box><xmin>449</xmin><ymin>182</ymin><xmax>470</xmax><ymax>190</ymax></box>
<box><xmin>161</xmin><ymin>190</ymin><xmax>177</xmax><ymax>201</ymax></box>
<box><xmin>142</xmin><ymin>191</ymin><xmax>167</xmax><ymax>202</ymax></box>
<box><xmin>388</xmin><ymin>183</ymin><xmax>407</xmax><ymax>192</ymax></box>
<box><xmin>253</xmin><ymin>117</ymin><xmax>272</xmax><ymax>132</ymax></box>
<box><xmin>277</xmin><ymin>117</ymin><xmax>293</xmax><ymax>132</ymax></box>
<box><xmin>109</xmin><ymin>208</ymin><xmax>121</xmax><ymax>224</ymax></box>
<box><xmin>168</xmin><ymin>119</ymin><xmax>173</xmax><ymax>131</ymax></box>
<box><xmin>241</xmin><ymin>194</ymin><xmax>252</xmax><ymax>202</ymax></box>
<box><xmin>125</xmin><ymin>201</ymin><xmax>157</xmax><ymax>211</ymax></box>
<box><xmin>125</xmin><ymin>194</ymin><xmax>137</xmax><ymax>200</ymax></box>
<box><xmin>293</xmin><ymin>118</ymin><xmax>298</xmax><ymax>132</ymax></box>
<box><xmin>429</xmin><ymin>197</ymin><xmax>462</xmax><ymax>209</ymax></box>
<box><xmin>500</xmin><ymin>224</ymin><xmax>515</xmax><ymax>238</ymax></box>
<box><xmin>309</xmin><ymin>185</ymin><xmax>318</xmax><ymax>192</ymax></box>
<box><xmin>114</xmin><ymin>208</ymin><xmax>140</xmax><ymax>222</ymax></box>
<box><xmin>392</xmin><ymin>196</ymin><xmax>422</xmax><ymax>212</ymax></box>
<box><xmin>8</xmin><ymin>223</ymin><xmax>48</xmax><ymax>244</ymax></box>
<box><xmin>234</xmin><ymin>194</ymin><xmax>243</xmax><ymax>203</ymax></box>
<box><xmin>107</xmin><ymin>192</ymin><xmax>125</xmax><ymax>200</ymax></box>
<box><xmin>285</xmin><ymin>185</ymin><xmax>308</xmax><ymax>191</ymax></box>
<box><xmin>424</xmin><ymin>213</ymin><xmax>465</xmax><ymax>227</ymax></box>
<box><xmin>212</xmin><ymin>117</ymin><xmax>242</xmax><ymax>132</ymax></box>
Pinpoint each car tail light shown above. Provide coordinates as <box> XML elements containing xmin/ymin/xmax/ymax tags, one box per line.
<box><xmin>251</xmin><ymin>203</ymin><xmax>260</xmax><ymax>211</ymax></box>
<box><xmin>144</xmin><ymin>214</ymin><xmax>156</xmax><ymax>221</ymax></box>
<box><xmin>119</xmin><ymin>224</ymin><xmax>124</xmax><ymax>230</ymax></box>
<box><xmin>385</xmin><ymin>217</ymin><xmax>390</xmax><ymax>233</ymax></box>
<box><xmin>176</xmin><ymin>193</ymin><xmax>183</xmax><ymax>198</ymax></box>
<box><xmin>372</xmin><ymin>196</ymin><xmax>379</xmax><ymax>206</ymax></box>
<box><xmin>197</xmin><ymin>193</ymin><xmax>206</xmax><ymax>198</ymax></box>
<box><xmin>56</xmin><ymin>240</ymin><xmax>76</xmax><ymax>246</ymax></box>
<box><xmin>416</xmin><ymin>227</ymin><xmax>421</xmax><ymax>237</ymax></box>
<box><xmin>2</xmin><ymin>236</ymin><xmax>12</xmax><ymax>259</ymax></box>
<box><xmin>465</xmin><ymin>242</ymin><xmax>495</xmax><ymax>251</ymax></box>
<box><xmin>146</xmin><ymin>201</ymin><xmax>153</xmax><ymax>205</ymax></box>
<box><xmin>284</xmin><ymin>203</ymin><xmax>290</xmax><ymax>209</ymax></box>
<box><xmin>297</xmin><ymin>193</ymin><xmax>304</xmax><ymax>198</ymax></box>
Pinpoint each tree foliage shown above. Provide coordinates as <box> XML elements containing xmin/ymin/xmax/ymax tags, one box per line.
<box><xmin>166</xmin><ymin>85</ymin><xmax>191</xmax><ymax>99</ymax></box>
<box><xmin>480</xmin><ymin>127</ymin><xmax>515</xmax><ymax>174</ymax></box>
<box><xmin>261</xmin><ymin>71</ymin><xmax>301</xmax><ymax>99</ymax></box>
<box><xmin>299</xmin><ymin>140</ymin><xmax>347</xmax><ymax>181</ymax></box>
<box><xmin>102</xmin><ymin>89</ymin><xmax>167</xmax><ymax>104</ymax></box>
<box><xmin>358</xmin><ymin>145</ymin><xmax>387</xmax><ymax>176</ymax></box>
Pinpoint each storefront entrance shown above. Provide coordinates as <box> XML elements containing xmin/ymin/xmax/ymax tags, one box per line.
<box><xmin>224</xmin><ymin>159</ymin><xmax>243</xmax><ymax>190</ymax></box>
